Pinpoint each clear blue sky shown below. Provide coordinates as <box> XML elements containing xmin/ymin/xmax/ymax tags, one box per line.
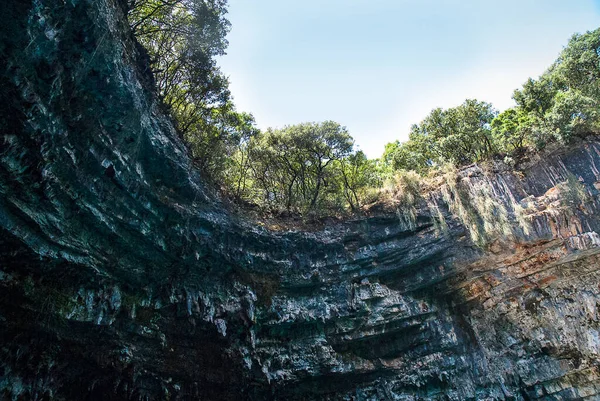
<box><xmin>217</xmin><ymin>0</ymin><xmax>600</xmax><ymax>158</ymax></box>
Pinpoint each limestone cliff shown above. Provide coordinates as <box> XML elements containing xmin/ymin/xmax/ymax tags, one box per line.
<box><xmin>2</xmin><ymin>1</ymin><xmax>600</xmax><ymax>400</ymax></box>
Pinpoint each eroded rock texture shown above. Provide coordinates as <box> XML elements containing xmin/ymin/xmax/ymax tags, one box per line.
<box><xmin>2</xmin><ymin>0</ymin><xmax>600</xmax><ymax>400</ymax></box>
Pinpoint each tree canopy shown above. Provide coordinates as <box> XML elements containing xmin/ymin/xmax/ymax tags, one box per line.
<box><xmin>227</xmin><ymin>121</ymin><xmax>379</xmax><ymax>212</ymax></box>
<box><xmin>495</xmin><ymin>28</ymin><xmax>600</xmax><ymax>150</ymax></box>
<box><xmin>385</xmin><ymin>28</ymin><xmax>600</xmax><ymax>176</ymax></box>
<box><xmin>383</xmin><ymin>100</ymin><xmax>497</xmax><ymax>172</ymax></box>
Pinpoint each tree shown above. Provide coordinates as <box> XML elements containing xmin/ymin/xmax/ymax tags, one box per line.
<box><xmin>386</xmin><ymin>100</ymin><xmax>498</xmax><ymax>174</ymax></box>
<box><xmin>546</xmin><ymin>90</ymin><xmax>599</xmax><ymax>143</ymax></box>
<box><xmin>338</xmin><ymin>151</ymin><xmax>380</xmax><ymax>210</ymax></box>
<box><xmin>554</xmin><ymin>28</ymin><xmax>600</xmax><ymax>99</ymax></box>
<box><xmin>382</xmin><ymin>140</ymin><xmax>430</xmax><ymax>174</ymax></box>
<box><xmin>546</xmin><ymin>28</ymin><xmax>600</xmax><ymax>141</ymax></box>
<box><xmin>127</xmin><ymin>0</ymin><xmax>255</xmax><ymax>181</ymax></box>
<box><xmin>185</xmin><ymin>103</ymin><xmax>259</xmax><ymax>181</ymax></box>
<box><xmin>504</xmin><ymin>28</ymin><xmax>600</xmax><ymax>149</ymax></box>
<box><xmin>513</xmin><ymin>76</ymin><xmax>558</xmax><ymax>118</ymax></box>
<box><xmin>491</xmin><ymin>108</ymin><xmax>535</xmax><ymax>153</ymax></box>
<box><xmin>127</xmin><ymin>0</ymin><xmax>230</xmax><ymax>108</ymax></box>
<box><xmin>289</xmin><ymin>122</ymin><xmax>354</xmax><ymax>208</ymax></box>
<box><xmin>225</xmin><ymin>113</ymin><xmax>261</xmax><ymax>198</ymax></box>
<box><xmin>230</xmin><ymin>121</ymin><xmax>373</xmax><ymax>213</ymax></box>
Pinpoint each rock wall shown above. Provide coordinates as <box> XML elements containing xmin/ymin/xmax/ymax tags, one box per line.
<box><xmin>2</xmin><ymin>0</ymin><xmax>600</xmax><ymax>400</ymax></box>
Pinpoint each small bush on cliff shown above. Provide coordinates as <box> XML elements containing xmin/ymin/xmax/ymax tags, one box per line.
<box><xmin>386</xmin><ymin>170</ymin><xmax>422</xmax><ymax>230</ymax></box>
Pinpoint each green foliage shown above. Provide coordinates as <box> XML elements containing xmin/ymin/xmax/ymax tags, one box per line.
<box><xmin>252</xmin><ymin>121</ymin><xmax>353</xmax><ymax>211</ymax></box>
<box><xmin>554</xmin><ymin>29</ymin><xmax>600</xmax><ymax>99</ymax></box>
<box><xmin>338</xmin><ymin>151</ymin><xmax>382</xmax><ymax>210</ymax></box>
<box><xmin>382</xmin><ymin>140</ymin><xmax>430</xmax><ymax>174</ymax></box>
<box><xmin>383</xmin><ymin>100</ymin><xmax>497</xmax><ymax>174</ymax></box>
<box><xmin>185</xmin><ymin>104</ymin><xmax>259</xmax><ymax>182</ymax></box>
<box><xmin>513</xmin><ymin>76</ymin><xmax>557</xmax><ymax>118</ymax></box>
<box><xmin>130</xmin><ymin>5</ymin><xmax>600</xmax><ymax>220</ymax></box>
<box><xmin>546</xmin><ymin>89</ymin><xmax>599</xmax><ymax>143</ymax></box>
<box><xmin>128</xmin><ymin>0</ymin><xmax>230</xmax><ymax>107</ymax></box>
<box><xmin>491</xmin><ymin>108</ymin><xmax>534</xmax><ymax>153</ymax></box>
<box><xmin>225</xmin><ymin>121</ymin><xmax>381</xmax><ymax>213</ymax></box>
<box><xmin>128</xmin><ymin>0</ymin><xmax>259</xmax><ymax>179</ymax></box>
<box><xmin>507</xmin><ymin>28</ymin><xmax>600</xmax><ymax>148</ymax></box>
<box><xmin>385</xmin><ymin>28</ymin><xmax>600</xmax><ymax>177</ymax></box>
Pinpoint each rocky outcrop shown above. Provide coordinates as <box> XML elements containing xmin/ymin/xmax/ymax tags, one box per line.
<box><xmin>2</xmin><ymin>1</ymin><xmax>600</xmax><ymax>400</ymax></box>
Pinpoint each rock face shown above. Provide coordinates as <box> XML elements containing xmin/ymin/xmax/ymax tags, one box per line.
<box><xmin>2</xmin><ymin>1</ymin><xmax>600</xmax><ymax>400</ymax></box>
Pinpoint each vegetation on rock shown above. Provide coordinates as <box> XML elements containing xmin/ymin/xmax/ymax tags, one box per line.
<box><xmin>127</xmin><ymin>2</ymin><xmax>600</xmax><ymax>215</ymax></box>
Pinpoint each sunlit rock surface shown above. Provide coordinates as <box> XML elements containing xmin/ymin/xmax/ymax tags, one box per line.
<box><xmin>2</xmin><ymin>1</ymin><xmax>600</xmax><ymax>400</ymax></box>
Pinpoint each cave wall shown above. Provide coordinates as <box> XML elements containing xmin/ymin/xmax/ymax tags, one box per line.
<box><xmin>2</xmin><ymin>1</ymin><xmax>600</xmax><ymax>400</ymax></box>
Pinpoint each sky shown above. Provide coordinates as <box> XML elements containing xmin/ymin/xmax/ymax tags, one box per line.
<box><xmin>216</xmin><ymin>0</ymin><xmax>600</xmax><ymax>158</ymax></box>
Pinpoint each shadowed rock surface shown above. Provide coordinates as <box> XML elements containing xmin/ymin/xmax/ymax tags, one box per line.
<box><xmin>2</xmin><ymin>0</ymin><xmax>600</xmax><ymax>400</ymax></box>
